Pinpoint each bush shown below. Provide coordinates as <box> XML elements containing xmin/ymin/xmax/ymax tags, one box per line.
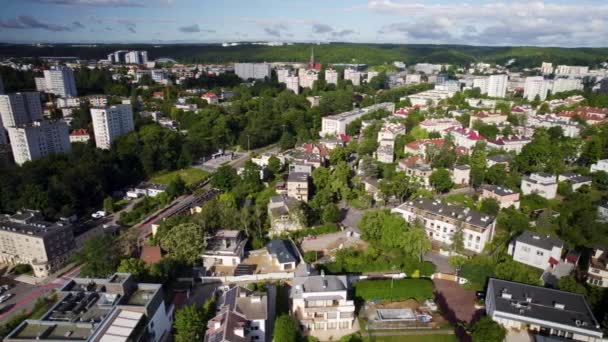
<box><xmin>13</xmin><ymin>264</ymin><xmax>32</xmax><ymax>275</ymax></box>
<box><xmin>354</xmin><ymin>278</ymin><xmax>434</xmax><ymax>302</ymax></box>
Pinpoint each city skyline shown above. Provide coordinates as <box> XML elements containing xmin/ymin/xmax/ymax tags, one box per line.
<box><xmin>0</xmin><ymin>0</ymin><xmax>607</xmax><ymax>47</ymax></box>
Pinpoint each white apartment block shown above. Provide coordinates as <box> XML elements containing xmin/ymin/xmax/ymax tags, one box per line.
<box><xmin>344</xmin><ymin>69</ymin><xmax>361</xmax><ymax>86</ymax></box>
<box><xmin>91</xmin><ymin>104</ymin><xmax>134</xmax><ymax>150</ymax></box>
<box><xmin>555</xmin><ymin>65</ymin><xmax>589</xmax><ymax>76</ymax></box>
<box><xmin>125</xmin><ymin>50</ymin><xmax>148</xmax><ymax>65</ymax></box>
<box><xmin>7</xmin><ymin>120</ymin><xmax>71</xmax><ymax>165</ymax></box>
<box><xmin>523</xmin><ymin>76</ymin><xmax>550</xmax><ymax>101</ymax></box>
<box><xmin>291</xmin><ymin>274</ymin><xmax>356</xmax><ymax>337</ymax></box>
<box><xmin>527</xmin><ymin>114</ymin><xmax>582</xmax><ymax>138</ymax></box>
<box><xmin>234</xmin><ymin>63</ymin><xmax>272</xmax><ymax>80</ymax></box>
<box><xmin>277</xmin><ymin>68</ymin><xmax>291</xmax><ymax>83</ymax></box>
<box><xmin>508</xmin><ymin>230</ymin><xmax>563</xmax><ymax>270</ymax></box>
<box><xmin>325</xmin><ymin>69</ymin><xmax>339</xmax><ymax>85</ymax></box>
<box><xmin>541</xmin><ymin>62</ymin><xmax>554</xmax><ymax>75</ymax></box>
<box><xmin>521</xmin><ymin>173</ymin><xmax>558</xmax><ymax>199</ymax></box>
<box><xmin>43</xmin><ymin>66</ymin><xmax>77</xmax><ymax>97</ymax></box>
<box><xmin>487</xmin><ymin>74</ymin><xmax>508</xmax><ymax>98</ymax></box>
<box><xmin>406</xmin><ymin>89</ymin><xmax>453</xmax><ymax>106</ymax></box>
<box><xmin>320</xmin><ymin>102</ymin><xmax>395</xmax><ymax>136</ymax></box>
<box><xmin>56</xmin><ymin>97</ymin><xmax>80</xmax><ymax>108</ymax></box>
<box><xmin>287</xmin><ymin>172</ymin><xmax>310</xmax><ymax>202</ymax></box>
<box><xmin>405</xmin><ymin>73</ymin><xmax>421</xmax><ymax>84</ymax></box>
<box><xmin>414</xmin><ymin>63</ymin><xmax>443</xmax><ymax>74</ymax></box>
<box><xmin>552</xmin><ymin>78</ymin><xmax>584</xmax><ymax>94</ymax></box>
<box><xmin>367</xmin><ymin>71</ymin><xmax>379</xmax><ymax>82</ymax></box>
<box><xmin>285</xmin><ymin>75</ymin><xmax>300</xmax><ymax>94</ymax></box>
<box><xmin>0</xmin><ymin>92</ymin><xmax>43</xmax><ymax>129</ymax></box>
<box><xmin>391</xmin><ymin>198</ymin><xmax>496</xmax><ymax>254</ymax></box>
<box><xmin>299</xmin><ymin>69</ymin><xmax>319</xmax><ymax>89</ymax></box>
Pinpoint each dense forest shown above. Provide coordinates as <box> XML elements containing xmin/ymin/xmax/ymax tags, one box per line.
<box><xmin>1</xmin><ymin>43</ymin><xmax>607</xmax><ymax>68</ymax></box>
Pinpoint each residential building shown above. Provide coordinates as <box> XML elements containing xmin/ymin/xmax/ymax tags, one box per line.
<box><xmin>398</xmin><ymin>157</ymin><xmax>432</xmax><ymax>188</ymax></box>
<box><xmin>344</xmin><ymin>69</ymin><xmax>361</xmax><ymax>86</ymax></box>
<box><xmin>43</xmin><ymin>66</ymin><xmax>77</xmax><ymax>97</ymax></box>
<box><xmin>444</xmin><ymin>127</ymin><xmax>484</xmax><ymax>149</ymax></box>
<box><xmin>597</xmin><ymin>203</ymin><xmax>608</xmax><ymax>222</ymax></box>
<box><xmin>307</xmin><ymin>96</ymin><xmax>321</xmax><ymax>107</ymax></box>
<box><xmin>367</xmin><ymin>71</ymin><xmax>379</xmax><ymax>82</ymax></box>
<box><xmin>204</xmin><ymin>285</ymin><xmax>273</xmax><ymax>342</ymax></box>
<box><xmin>0</xmin><ymin>210</ymin><xmax>74</xmax><ymax>278</ymax></box>
<box><xmin>392</xmin><ymin>198</ymin><xmax>496</xmax><ymax>253</ymax></box>
<box><xmin>419</xmin><ymin>118</ymin><xmax>460</xmax><ymax>135</ymax></box>
<box><xmin>552</xmin><ymin>78</ymin><xmax>583</xmax><ymax>94</ymax></box>
<box><xmin>485</xmin><ymin>74</ymin><xmax>508</xmax><ymax>98</ymax></box>
<box><xmin>126</xmin><ymin>182</ymin><xmax>167</xmax><ymax>198</ymax></box>
<box><xmin>378</xmin><ymin>121</ymin><xmax>406</xmax><ymax>141</ymax></box>
<box><xmin>7</xmin><ymin>120</ymin><xmax>71</xmax><ymax>165</ymax></box>
<box><xmin>287</xmin><ymin>172</ymin><xmax>310</xmax><ymax>202</ymax></box>
<box><xmin>524</xmin><ymin>76</ymin><xmax>550</xmax><ymax>101</ymax></box>
<box><xmin>481</xmin><ymin>184</ymin><xmax>520</xmax><ymax>209</ymax></box>
<box><xmin>405</xmin><ymin>73</ymin><xmax>421</xmax><ymax>84</ymax></box>
<box><xmin>467</xmin><ymin>98</ymin><xmax>497</xmax><ymax>108</ymax></box>
<box><xmin>277</xmin><ymin>68</ymin><xmax>291</xmax><ymax>83</ymax></box>
<box><xmin>470</xmin><ymin>111</ymin><xmax>508</xmax><ymax>127</ymax></box>
<box><xmin>268</xmin><ymin>196</ymin><xmax>306</xmax><ymax>236</ymax></box>
<box><xmin>201</xmin><ymin>91</ymin><xmax>219</xmax><ymax>105</ymax></box>
<box><xmin>234</xmin><ymin>63</ymin><xmax>272</xmax><ymax>80</ymax></box>
<box><xmin>0</xmin><ymin>92</ymin><xmax>43</xmax><ymax>129</ymax></box>
<box><xmin>299</xmin><ymin>69</ymin><xmax>319</xmax><ymax>89</ymax></box>
<box><xmin>521</xmin><ymin>173</ymin><xmax>558</xmax><ymax>199</ymax></box>
<box><xmin>125</xmin><ymin>50</ymin><xmax>148</xmax><ymax>65</ymax></box>
<box><xmin>559</xmin><ymin>173</ymin><xmax>592</xmax><ymax>191</ymax></box>
<box><xmin>266</xmin><ymin>239</ymin><xmax>299</xmax><ymax>271</ymax></box>
<box><xmin>291</xmin><ymin>273</ymin><xmax>356</xmax><ymax>337</ymax></box>
<box><xmin>451</xmin><ymin>165</ymin><xmax>471</xmax><ymax>186</ymax></box>
<box><xmin>140</xmin><ymin>245</ymin><xmax>162</xmax><ymax>265</ymax></box>
<box><xmin>69</xmin><ymin>128</ymin><xmax>90</xmax><ymax>143</ymax></box>
<box><xmin>325</xmin><ymin>69</ymin><xmax>338</xmax><ymax>85</ymax></box>
<box><xmin>590</xmin><ymin>159</ymin><xmax>608</xmax><ymax>173</ymax></box>
<box><xmin>485</xmin><ymin>278</ymin><xmax>603</xmax><ymax>341</ymax></box>
<box><xmin>202</xmin><ymin>230</ymin><xmax>247</xmax><ymax>268</ymax></box>
<box><xmin>86</xmin><ymin>95</ymin><xmax>108</xmax><ymax>107</ymax></box>
<box><xmin>91</xmin><ymin>104</ymin><xmax>134</xmax><ymax>149</ymax></box>
<box><xmin>406</xmin><ymin>89</ymin><xmax>453</xmax><ymax>106</ymax></box>
<box><xmin>588</xmin><ymin>247</ymin><xmax>608</xmax><ymax>287</ymax></box>
<box><xmin>486</xmin><ymin>136</ymin><xmax>531</xmax><ymax>153</ymax></box>
<box><xmin>540</xmin><ymin>62</ymin><xmax>554</xmax><ymax>75</ymax></box>
<box><xmin>56</xmin><ymin>97</ymin><xmax>80</xmax><ymax>108</ymax></box>
<box><xmin>508</xmin><ymin>230</ymin><xmax>563</xmax><ymax>270</ymax></box>
<box><xmin>527</xmin><ymin>114</ymin><xmax>583</xmax><ymax>138</ymax></box>
<box><xmin>5</xmin><ymin>273</ymin><xmax>173</xmax><ymax>342</ymax></box>
<box><xmin>320</xmin><ymin>103</ymin><xmax>395</xmax><ymax>137</ymax></box>
<box><xmin>34</xmin><ymin>77</ymin><xmax>47</xmax><ymax>92</ymax></box>
<box><xmin>555</xmin><ymin>65</ymin><xmax>589</xmax><ymax>76</ymax></box>
<box><xmin>414</xmin><ymin>63</ymin><xmax>443</xmax><ymax>74</ymax></box>
<box><xmin>285</xmin><ymin>75</ymin><xmax>300</xmax><ymax>94</ymax></box>
<box><xmin>487</xmin><ymin>154</ymin><xmax>512</xmax><ymax>169</ymax></box>
<box><xmin>376</xmin><ymin>139</ymin><xmax>394</xmax><ymax>163</ymax></box>
<box><xmin>404</xmin><ymin>138</ymin><xmax>444</xmax><ymax>157</ymax></box>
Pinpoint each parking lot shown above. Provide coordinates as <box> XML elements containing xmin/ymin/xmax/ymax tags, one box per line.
<box><xmin>0</xmin><ymin>276</ymin><xmax>41</xmax><ymax>323</ymax></box>
<box><xmin>196</xmin><ymin>151</ymin><xmax>246</xmax><ymax>172</ymax></box>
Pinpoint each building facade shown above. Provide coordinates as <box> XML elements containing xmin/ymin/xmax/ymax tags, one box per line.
<box><xmin>508</xmin><ymin>230</ymin><xmax>563</xmax><ymax>270</ymax></box>
<box><xmin>91</xmin><ymin>104</ymin><xmax>134</xmax><ymax>149</ymax></box>
<box><xmin>234</xmin><ymin>63</ymin><xmax>272</xmax><ymax>80</ymax></box>
<box><xmin>43</xmin><ymin>66</ymin><xmax>77</xmax><ymax>98</ymax></box>
<box><xmin>0</xmin><ymin>92</ymin><xmax>43</xmax><ymax>129</ymax></box>
<box><xmin>521</xmin><ymin>173</ymin><xmax>558</xmax><ymax>199</ymax></box>
<box><xmin>7</xmin><ymin>120</ymin><xmax>71</xmax><ymax>165</ymax></box>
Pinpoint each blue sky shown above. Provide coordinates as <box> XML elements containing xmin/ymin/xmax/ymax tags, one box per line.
<box><xmin>0</xmin><ymin>0</ymin><xmax>607</xmax><ymax>46</ymax></box>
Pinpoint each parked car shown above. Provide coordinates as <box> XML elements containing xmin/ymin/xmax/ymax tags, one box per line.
<box><xmin>0</xmin><ymin>293</ymin><xmax>13</xmax><ymax>303</ymax></box>
<box><xmin>91</xmin><ymin>211</ymin><xmax>107</xmax><ymax>219</ymax></box>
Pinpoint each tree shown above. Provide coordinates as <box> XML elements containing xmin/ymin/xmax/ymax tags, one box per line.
<box><xmin>470</xmin><ymin>143</ymin><xmax>487</xmax><ymax>188</ymax></box>
<box><xmin>479</xmin><ymin>198</ymin><xmax>500</xmax><ymax>216</ymax></box>
<box><xmin>485</xmin><ymin>164</ymin><xmax>507</xmax><ymax>186</ymax></box>
<box><xmin>78</xmin><ymin>235</ymin><xmax>121</xmax><ymax>278</ymax></box>
<box><xmin>329</xmin><ymin>146</ymin><xmax>348</xmax><ymax>165</ymax></box>
<box><xmin>166</xmin><ymin>176</ymin><xmax>187</xmax><ymax>198</ymax></box>
<box><xmin>273</xmin><ymin>314</ymin><xmax>300</xmax><ymax>342</ymax></box>
<box><xmin>267</xmin><ymin>156</ymin><xmax>282</xmax><ymax>177</ymax></box>
<box><xmin>322</xmin><ymin>203</ymin><xmax>342</xmax><ymax>223</ymax></box>
<box><xmin>174</xmin><ymin>298</ymin><xmax>216</xmax><ymax>342</ymax></box>
<box><xmin>557</xmin><ymin>276</ymin><xmax>587</xmax><ymax>295</ymax></box>
<box><xmin>160</xmin><ymin>223</ymin><xmax>205</xmax><ymax>264</ymax></box>
<box><xmin>430</xmin><ymin>168</ymin><xmax>454</xmax><ymax>193</ymax></box>
<box><xmin>117</xmin><ymin>258</ymin><xmax>148</xmax><ymax>280</ymax></box>
<box><xmin>451</xmin><ymin>226</ymin><xmax>465</xmax><ymax>254</ymax></box>
<box><xmin>470</xmin><ymin>316</ymin><xmax>506</xmax><ymax>342</ymax></box>
<box><xmin>211</xmin><ymin>165</ymin><xmax>239</xmax><ymax>191</ymax></box>
<box><xmin>103</xmin><ymin>196</ymin><xmax>115</xmax><ymax>213</ymax></box>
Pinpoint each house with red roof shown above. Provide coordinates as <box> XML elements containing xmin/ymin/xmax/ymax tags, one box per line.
<box><xmin>486</xmin><ymin>135</ymin><xmax>531</xmax><ymax>153</ymax></box>
<box><xmin>404</xmin><ymin>139</ymin><xmax>444</xmax><ymax>157</ymax></box>
<box><xmin>140</xmin><ymin>245</ymin><xmax>163</xmax><ymax>265</ymax></box>
<box><xmin>69</xmin><ymin>128</ymin><xmax>90</xmax><ymax>143</ymax></box>
<box><xmin>152</xmin><ymin>91</ymin><xmax>164</xmax><ymax>99</ymax></box>
<box><xmin>444</xmin><ymin>127</ymin><xmax>485</xmax><ymax>149</ymax></box>
<box><xmin>201</xmin><ymin>91</ymin><xmax>219</xmax><ymax>105</ymax></box>
<box><xmin>470</xmin><ymin>111</ymin><xmax>507</xmax><ymax>127</ymax></box>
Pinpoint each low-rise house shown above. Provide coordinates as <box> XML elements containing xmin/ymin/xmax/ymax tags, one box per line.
<box><xmin>377</xmin><ymin>121</ymin><xmax>406</xmax><ymax>141</ymax></box>
<box><xmin>451</xmin><ymin>164</ymin><xmax>471</xmax><ymax>185</ymax></box>
<box><xmin>251</xmin><ymin>153</ymin><xmax>285</xmax><ymax>169</ymax></box>
<box><xmin>598</xmin><ymin>203</ymin><xmax>608</xmax><ymax>222</ymax></box>
<box><xmin>419</xmin><ymin>118</ymin><xmax>460</xmax><ymax>136</ymax></box>
<box><xmin>485</xmin><ymin>278</ymin><xmax>603</xmax><ymax>341</ymax></box>
<box><xmin>481</xmin><ymin>184</ymin><xmax>520</xmax><ymax>209</ymax></box>
<box><xmin>404</xmin><ymin>138</ymin><xmax>444</xmax><ymax>157</ymax></box>
<box><xmin>287</xmin><ymin>172</ymin><xmax>310</xmax><ymax>202</ymax></box>
<box><xmin>487</xmin><ymin>154</ymin><xmax>512</xmax><ymax>169</ymax></box>
<box><xmin>204</xmin><ymin>285</ymin><xmax>273</xmax><ymax>342</ymax></box>
<box><xmin>201</xmin><ymin>91</ymin><xmax>219</xmax><ymax>105</ymax></box>
<box><xmin>588</xmin><ymin>247</ymin><xmax>608</xmax><ymax>287</ymax></box>
<box><xmin>398</xmin><ymin>159</ymin><xmax>432</xmax><ymax>189</ymax></box>
<box><xmin>266</xmin><ymin>239</ymin><xmax>299</xmax><ymax>271</ymax></box>
<box><xmin>5</xmin><ymin>273</ymin><xmax>173</xmax><ymax>342</ymax></box>
<box><xmin>521</xmin><ymin>173</ymin><xmax>558</xmax><ymax>199</ymax></box>
<box><xmin>202</xmin><ymin>230</ymin><xmax>247</xmax><ymax>267</ymax></box>
<box><xmin>291</xmin><ymin>273</ymin><xmax>356</xmax><ymax>337</ymax></box>
<box><xmin>69</xmin><ymin>128</ymin><xmax>91</xmax><ymax>143</ymax></box>
<box><xmin>559</xmin><ymin>173</ymin><xmax>592</xmax><ymax>191</ymax></box>
<box><xmin>267</xmin><ymin>196</ymin><xmax>306</xmax><ymax>236</ymax></box>
<box><xmin>392</xmin><ymin>198</ymin><xmax>496</xmax><ymax>253</ymax></box>
<box><xmin>470</xmin><ymin>111</ymin><xmax>508</xmax><ymax>127</ymax></box>
<box><xmin>361</xmin><ymin>177</ymin><xmax>381</xmax><ymax>201</ymax></box>
<box><xmin>444</xmin><ymin>127</ymin><xmax>484</xmax><ymax>149</ymax></box>
<box><xmin>289</xmin><ymin>163</ymin><xmax>314</xmax><ymax>175</ymax></box>
<box><xmin>590</xmin><ymin>159</ymin><xmax>608</xmax><ymax>173</ymax></box>
<box><xmin>127</xmin><ymin>182</ymin><xmax>167</xmax><ymax>198</ymax></box>
<box><xmin>486</xmin><ymin>135</ymin><xmax>531</xmax><ymax>153</ymax></box>
<box><xmin>508</xmin><ymin>230</ymin><xmax>563</xmax><ymax>270</ymax></box>
<box><xmin>376</xmin><ymin>140</ymin><xmax>394</xmax><ymax>163</ymax></box>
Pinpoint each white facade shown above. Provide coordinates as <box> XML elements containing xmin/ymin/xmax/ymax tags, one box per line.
<box><xmin>125</xmin><ymin>50</ymin><xmax>148</xmax><ymax>65</ymax></box>
<box><xmin>405</xmin><ymin>74</ymin><xmax>421</xmax><ymax>84</ymax></box>
<box><xmin>0</xmin><ymin>92</ymin><xmax>42</xmax><ymax>130</ymax></box>
<box><xmin>7</xmin><ymin>120</ymin><xmax>71</xmax><ymax>165</ymax></box>
<box><xmin>285</xmin><ymin>75</ymin><xmax>300</xmax><ymax>94</ymax></box>
<box><xmin>344</xmin><ymin>69</ymin><xmax>361</xmax><ymax>86</ymax></box>
<box><xmin>367</xmin><ymin>71</ymin><xmax>379</xmax><ymax>82</ymax></box>
<box><xmin>591</xmin><ymin>159</ymin><xmax>608</xmax><ymax>173</ymax></box>
<box><xmin>523</xmin><ymin>76</ymin><xmax>550</xmax><ymax>101</ymax></box>
<box><xmin>320</xmin><ymin>102</ymin><xmax>395</xmax><ymax>136</ymax></box>
<box><xmin>43</xmin><ymin>66</ymin><xmax>77</xmax><ymax>97</ymax></box>
<box><xmin>91</xmin><ymin>104</ymin><xmax>134</xmax><ymax>150</ymax></box>
<box><xmin>487</xmin><ymin>74</ymin><xmax>508</xmax><ymax>98</ymax></box>
<box><xmin>508</xmin><ymin>231</ymin><xmax>563</xmax><ymax>270</ymax></box>
<box><xmin>325</xmin><ymin>69</ymin><xmax>339</xmax><ymax>85</ymax></box>
<box><xmin>521</xmin><ymin>173</ymin><xmax>558</xmax><ymax>199</ymax></box>
<box><xmin>555</xmin><ymin>65</ymin><xmax>589</xmax><ymax>76</ymax></box>
<box><xmin>299</xmin><ymin>69</ymin><xmax>319</xmax><ymax>89</ymax></box>
<box><xmin>552</xmin><ymin>78</ymin><xmax>583</xmax><ymax>94</ymax></box>
<box><xmin>277</xmin><ymin>68</ymin><xmax>291</xmax><ymax>83</ymax></box>
<box><xmin>234</xmin><ymin>63</ymin><xmax>272</xmax><ymax>80</ymax></box>
<box><xmin>541</xmin><ymin>62</ymin><xmax>554</xmax><ymax>75</ymax></box>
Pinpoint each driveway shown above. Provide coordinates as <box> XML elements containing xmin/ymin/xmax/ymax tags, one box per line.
<box><xmin>433</xmin><ymin>279</ymin><xmax>479</xmax><ymax>325</ymax></box>
<box><xmin>424</xmin><ymin>251</ymin><xmax>455</xmax><ymax>274</ymax></box>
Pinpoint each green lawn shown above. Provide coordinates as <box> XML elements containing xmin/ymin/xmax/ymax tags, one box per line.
<box><xmin>151</xmin><ymin>168</ymin><xmax>209</xmax><ymax>186</ymax></box>
<box><xmin>354</xmin><ymin>278</ymin><xmax>434</xmax><ymax>302</ymax></box>
<box><xmin>363</xmin><ymin>335</ymin><xmax>457</xmax><ymax>342</ymax></box>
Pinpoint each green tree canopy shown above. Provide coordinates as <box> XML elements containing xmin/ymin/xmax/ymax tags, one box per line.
<box><xmin>159</xmin><ymin>223</ymin><xmax>205</xmax><ymax>264</ymax></box>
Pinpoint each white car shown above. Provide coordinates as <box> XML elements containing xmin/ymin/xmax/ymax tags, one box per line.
<box><xmin>91</xmin><ymin>211</ymin><xmax>107</xmax><ymax>219</ymax></box>
<box><xmin>0</xmin><ymin>293</ymin><xmax>13</xmax><ymax>303</ymax></box>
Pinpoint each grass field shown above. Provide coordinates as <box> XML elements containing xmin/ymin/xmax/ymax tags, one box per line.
<box><xmin>362</xmin><ymin>334</ymin><xmax>457</xmax><ymax>342</ymax></box>
<box><xmin>354</xmin><ymin>278</ymin><xmax>434</xmax><ymax>302</ymax></box>
<box><xmin>151</xmin><ymin>168</ymin><xmax>209</xmax><ymax>186</ymax></box>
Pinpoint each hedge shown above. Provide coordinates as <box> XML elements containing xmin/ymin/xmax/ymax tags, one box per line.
<box><xmin>354</xmin><ymin>278</ymin><xmax>434</xmax><ymax>302</ymax></box>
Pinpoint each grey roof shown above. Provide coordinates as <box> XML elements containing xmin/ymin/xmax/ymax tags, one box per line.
<box><xmin>453</xmin><ymin>164</ymin><xmax>471</xmax><ymax>170</ymax></box>
<box><xmin>560</xmin><ymin>173</ymin><xmax>592</xmax><ymax>184</ymax></box>
<box><xmin>515</xmin><ymin>230</ymin><xmax>563</xmax><ymax>251</ymax></box>
<box><xmin>487</xmin><ymin>154</ymin><xmax>512</xmax><ymax>163</ymax></box>
<box><xmin>398</xmin><ymin>198</ymin><xmax>495</xmax><ymax>229</ymax></box>
<box><xmin>487</xmin><ymin>278</ymin><xmax>602</xmax><ymax>334</ymax></box>
<box><xmin>293</xmin><ymin>274</ymin><xmax>347</xmax><ymax>294</ymax></box>
<box><xmin>219</xmin><ymin>286</ymin><xmax>267</xmax><ymax>321</ymax></box>
<box><xmin>482</xmin><ymin>184</ymin><xmax>517</xmax><ymax>196</ymax></box>
<box><xmin>266</xmin><ymin>240</ymin><xmax>298</xmax><ymax>264</ymax></box>
<box><xmin>288</xmin><ymin>172</ymin><xmax>308</xmax><ymax>182</ymax></box>
<box><xmin>0</xmin><ymin>210</ymin><xmax>72</xmax><ymax>237</ymax></box>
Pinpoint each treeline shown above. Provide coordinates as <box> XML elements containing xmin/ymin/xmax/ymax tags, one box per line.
<box><xmin>1</xmin><ymin>43</ymin><xmax>607</xmax><ymax>67</ymax></box>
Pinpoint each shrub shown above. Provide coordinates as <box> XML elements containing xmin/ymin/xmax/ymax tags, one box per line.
<box><xmin>13</xmin><ymin>264</ymin><xmax>32</xmax><ymax>274</ymax></box>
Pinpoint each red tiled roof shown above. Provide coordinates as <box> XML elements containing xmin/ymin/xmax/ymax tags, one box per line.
<box><xmin>303</xmin><ymin>143</ymin><xmax>329</xmax><ymax>158</ymax></box>
<box><xmin>549</xmin><ymin>257</ymin><xmax>559</xmax><ymax>266</ymax></box>
<box><xmin>444</xmin><ymin>127</ymin><xmax>484</xmax><ymax>140</ymax></box>
<box><xmin>405</xmin><ymin>138</ymin><xmax>444</xmax><ymax>151</ymax></box>
<box><xmin>202</xmin><ymin>91</ymin><xmax>217</xmax><ymax>98</ymax></box>
<box><xmin>400</xmin><ymin>155</ymin><xmax>422</xmax><ymax>168</ymax></box>
<box><xmin>70</xmin><ymin>128</ymin><xmax>89</xmax><ymax>136</ymax></box>
<box><xmin>338</xmin><ymin>134</ymin><xmax>350</xmax><ymax>143</ymax></box>
<box><xmin>140</xmin><ymin>245</ymin><xmax>162</xmax><ymax>265</ymax></box>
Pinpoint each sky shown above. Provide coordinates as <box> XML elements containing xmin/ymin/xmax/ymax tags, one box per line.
<box><xmin>0</xmin><ymin>0</ymin><xmax>607</xmax><ymax>47</ymax></box>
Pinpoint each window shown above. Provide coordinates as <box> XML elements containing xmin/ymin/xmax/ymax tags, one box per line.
<box><xmin>536</xmin><ymin>251</ymin><xmax>544</xmax><ymax>256</ymax></box>
<box><xmin>521</xmin><ymin>246</ymin><xmax>531</xmax><ymax>253</ymax></box>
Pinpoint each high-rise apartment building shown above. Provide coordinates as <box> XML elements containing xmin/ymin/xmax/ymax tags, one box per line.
<box><xmin>524</xmin><ymin>76</ymin><xmax>551</xmax><ymax>101</ymax></box>
<box><xmin>299</xmin><ymin>69</ymin><xmax>319</xmax><ymax>89</ymax></box>
<box><xmin>7</xmin><ymin>120</ymin><xmax>71</xmax><ymax>165</ymax></box>
<box><xmin>344</xmin><ymin>69</ymin><xmax>361</xmax><ymax>86</ymax></box>
<box><xmin>540</xmin><ymin>62</ymin><xmax>554</xmax><ymax>75</ymax></box>
<box><xmin>277</xmin><ymin>68</ymin><xmax>291</xmax><ymax>83</ymax></box>
<box><xmin>325</xmin><ymin>69</ymin><xmax>338</xmax><ymax>85</ymax></box>
<box><xmin>552</xmin><ymin>78</ymin><xmax>584</xmax><ymax>94</ymax></box>
<box><xmin>555</xmin><ymin>65</ymin><xmax>589</xmax><ymax>76</ymax></box>
<box><xmin>91</xmin><ymin>104</ymin><xmax>134</xmax><ymax>149</ymax></box>
<box><xmin>487</xmin><ymin>74</ymin><xmax>508</xmax><ymax>98</ymax></box>
<box><xmin>125</xmin><ymin>50</ymin><xmax>148</xmax><ymax>64</ymax></box>
<box><xmin>0</xmin><ymin>92</ymin><xmax>43</xmax><ymax>129</ymax></box>
<box><xmin>43</xmin><ymin>66</ymin><xmax>77</xmax><ymax>97</ymax></box>
<box><xmin>285</xmin><ymin>75</ymin><xmax>300</xmax><ymax>94</ymax></box>
<box><xmin>234</xmin><ymin>63</ymin><xmax>272</xmax><ymax>80</ymax></box>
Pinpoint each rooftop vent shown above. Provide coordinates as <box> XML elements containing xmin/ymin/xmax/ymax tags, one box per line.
<box><xmin>501</xmin><ymin>290</ymin><xmax>512</xmax><ymax>299</ymax></box>
<box><xmin>554</xmin><ymin>302</ymin><xmax>565</xmax><ymax>310</ymax></box>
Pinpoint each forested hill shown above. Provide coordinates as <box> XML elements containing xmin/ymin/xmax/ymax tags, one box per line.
<box><xmin>1</xmin><ymin>43</ymin><xmax>607</xmax><ymax>68</ymax></box>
